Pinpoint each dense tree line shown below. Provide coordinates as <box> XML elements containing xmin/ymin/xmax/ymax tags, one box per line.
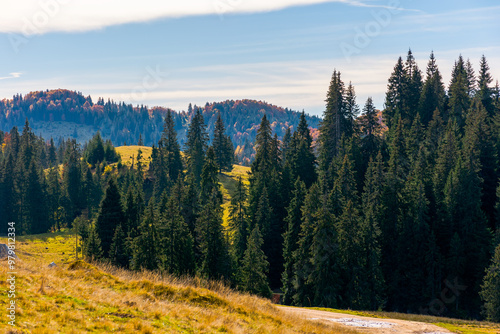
<box><xmin>1</xmin><ymin>50</ymin><xmax>499</xmax><ymax>322</ymax></box>
<box><xmin>0</xmin><ymin>90</ymin><xmax>320</xmax><ymax>164</ymax></box>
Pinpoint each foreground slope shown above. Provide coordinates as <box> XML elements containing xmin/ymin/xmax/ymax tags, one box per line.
<box><xmin>0</xmin><ymin>232</ymin><xmax>357</xmax><ymax>333</ymax></box>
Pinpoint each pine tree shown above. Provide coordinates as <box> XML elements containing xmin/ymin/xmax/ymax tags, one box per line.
<box><xmin>443</xmin><ymin>153</ymin><xmax>491</xmax><ymax>314</ymax></box>
<box><xmin>63</xmin><ymin>146</ymin><xmax>83</xmax><ymax>220</ymax></box>
<box><xmin>336</xmin><ymin>200</ymin><xmax>366</xmax><ymax>309</ymax></box>
<box><xmin>480</xmin><ymin>244</ymin><xmax>500</xmax><ymax>322</ymax></box>
<box><xmin>465</xmin><ymin>58</ymin><xmax>476</xmax><ymax>98</ymax></box>
<box><xmin>397</xmin><ymin>149</ymin><xmax>432</xmax><ymax>311</ymax></box>
<box><xmin>448</xmin><ymin>56</ymin><xmax>470</xmax><ymax>127</ymax></box>
<box><xmin>281</xmin><ymin>127</ymin><xmax>292</xmax><ymax>164</ymax></box>
<box><xmin>252</xmin><ymin>114</ymin><xmax>273</xmax><ymax>174</ymax></box>
<box><xmin>48</xmin><ymin>138</ymin><xmax>57</xmax><ymax>167</ymax></box>
<box><xmin>24</xmin><ymin>161</ymin><xmax>49</xmax><ymax>234</ymax></box>
<box><xmin>496</xmin><ymin>185</ymin><xmax>500</xmax><ymax>245</ymax></box>
<box><xmin>360</xmin><ymin>97</ymin><xmax>381</xmax><ymax>164</ymax></box>
<box><xmin>380</xmin><ymin>120</ymin><xmax>408</xmax><ymax>309</ymax></box>
<box><xmin>1</xmin><ymin>154</ymin><xmax>18</xmax><ymax>229</ymax></box>
<box><xmin>95</xmin><ymin>178</ymin><xmax>125</xmax><ymax>257</ymax></box>
<box><xmin>360</xmin><ymin>155</ymin><xmax>386</xmax><ymax>310</ymax></box>
<box><xmin>240</xmin><ymin>225</ymin><xmax>271</xmax><ymax>298</ymax></box>
<box><xmin>181</xmin><ymin>174</ymin><xmax>200</xmax><ymax>235</ymax></box>
<box><xmin>110</xmin><ymin>224</ymin><xmax>129</xmax><ymax>268</ymax></box>
<box><xmin>384</xmin><ymin>57</ymin><xmax>407</xmax><ymax>129</ymax></box>
<box><xmin>160</xmin><ymin>110</ymin><xmax>183</xmax><ymax>181</ymax></box>
<box><xmin>405</xmin><ymin>49</ymin><xmax>423</xmax><ymax>121</ymax></box>
<box><xmin>319</xmin><ymin>70</ymin><xmax>346</xmax><ymax>171</ymax></box>
<box><xmin>344</xmin><ymin>82</ymin><xmax>360</xmax><ymax>133</ymax></box>
<box><xmin>200</xmin><ymin>147</ymin><xmax>222</xmax><ymax>204</ymax></box>
<box><xmin>292</xmin><ymin>183</ymin><xmax>321</xmax><ymax>306</ymax></box>
<box><xmin>329</xmin><ymin>153</ymin><xmax>358</xmax><ymax>216</ymax></box>
<box><xmin>309</xmin><ymin>203</ymin><xmax>340</xmax><ymax>308</ymax></box>
<box><xmin>282</xmin><ymin>178</ymin><xmax>306</xmax><ymax>304</ymax></box>
<box><xmin>84</xmin><ymin>225</ymin><xmax>103</xmax><ymax>261</ymax></box>
<box><xmin>477</xmin><ymin>55</ymin><xmax>494</xmax><ymax>116</ymax></box>
<box><xmin>418</xmin><ymin>52</ymin><xmax>446</xmax><ymax>125</ymax></box>
<box><xmin>158</xmin><ymin>193</ymin><xmax>195</xmax><ymax>275</ymax></box>
<box><xmin>288</xmin><ymin>112</ymin><xmax>317</xmax><ymax>188</ymax></box>
<box><xmin>196</xmin><ymin>188</ymin><xmax>231</xmax><ymax>279</ymax></box>
<box><xmin>130</xmin><ymin>201</ymin><xmax>160</xmax><ymax>271</ymax></box>
<box><xmin>185</xmin><ymin>108</ymin><xmax>209</xmax><ymax>185</ymax></box>
<box><xmin>213</xmin><ymin>112</ymin><xmax>234</xmax><ymax>172</ymax></box>
<box><xmin>84</xmin><ymin>132</ymin><xmax>105</xmax><ymax>165</ymax></box>
<box><xmin>228</xmin><ymin>177</ymin><xmax>248</xmax><ymax>266</ymax></box>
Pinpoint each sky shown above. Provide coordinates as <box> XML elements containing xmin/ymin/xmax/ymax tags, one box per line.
<box><xmin>0</xmin><ymin>0</ymin><xmax>499</xmax><ymax>117</ymax></box>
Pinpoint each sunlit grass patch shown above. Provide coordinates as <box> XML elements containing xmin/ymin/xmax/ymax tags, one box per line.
<box><xmin>116</xmin><ymin>145</ymin><xmax>153</xmax><ymax>168</ymax></box>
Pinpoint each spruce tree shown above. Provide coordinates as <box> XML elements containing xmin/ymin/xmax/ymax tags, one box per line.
<box><xmin>228</xmin><ymin>176</ymin><xmax>248</xmax><ymax>266</ymax></box>
<box><xmin>252</xmin><ymin>114</ymin><xmax>273</xmax><ymax>174</ymax></box>
<box><xmin>384</xmin><ymin>57</ymin><xmax>407</xmax><ymax>129</ymax></box>
<box><xmin>84</xmin><ymin>225</ymin><xmax>103</xmax><ymax>261</ymax></box>
<box><xmin>131</xmin><ymin>200</ymin><xmax>160</xmax><ymax>271</ymax></box>
<box><xmin>319</xmin><ymin>70</ymin><xmax>346</xmax><ymax>171</ymax></box>
<box><xmin>480</xmin><ymin>244</ymin><xmax>500</xmax><ymax>322</ymax></box>
<box><xmin>418</xmin><ymin>52</ymin><xmax>446</xmax><ymax>125</ymax></box>
<box><xmin>292</xmin><ymin>183</ymin><xmax>321</xmax><ymax>306</ymax></box>
<box><xmin>1</xmin><ymin>154</ymin><xmax>18</xmax><ymax>230</ymax></box>
<box><xmin>309</xmin><ymin>203</ymin><xmax>340</xmax><ymax>308</ymax></box>
<box><xmin>158</xmin><ymin>193</ymin><xmax>195</xmax><ymax>275</ymax></box>
<box><xmin>397</xmin><ymin>149</ymin><xmax>432</xmax><ymax>311</ymax></box>
<box><xmin>185</xmin><ymin>108</ymin><xmax>209</xmax><ymax>185</ymax></box>
<box><xmin>288</xmin><ymin>112</ymin><xmax>317</xmax><ymax>188</ymax></box>
<box><xmin>404</xmin><ymin>49</ymin><xmax>423</xmax><ymax>121</ymax></box>
<box><xmin>360</xmin><ymin>155</ymin><xmax>386</xmax><ymax>310</ymax></box>
<box><xmin>160</xmin><ymin>110</ymin><xmax>183</xmax><ymax>181</ymax></box>
<box><xmin>63</xmin><ymin>146</ymin><xmax>83</xmax><ymax>220</ymax></box>
<box><xmin>282</xmin><ymin>178</ymin><xmax>306</xmax><ymax>304</ymax></box>
<box><xmin>465</xmin><ymin>58</ymin><xmax>476</xmax><ymax>98</ymax></box>
<box><xmin>213</xmin><ymin>112</ymin><xmax>234</xmax><ymax>172</ymax></box>
<box><xmin>110</xmin><ymin>224</ymin><xmax>129</xmax><ymax>268</ymax></box>
<box><xmin>24</xmin><ymin>161</ymin><xmax>49</xmax><ymax>234</ymax></box>
<box><xmin>196</xmin><ymin>188</ymin><xmax>231</xmax><ymax>279</ymax></box>
<box><xmin>360</xmin><ymin>97</ymin><xmax>381</xmax><ymax>165</ymax></box>
<box><xmin>336</xmin><ymin>200</ymin><xmax>366</xmax><ymax>309</ymax></box>
<box><xmin>200</xmin><ymin>147</ymin><xmax>221</xmax><ymax>204</ymax></box>
<box><xmin>448</xmin><ymin>56</ymin><xmax>470</xmax><ymax>127</ymax></box>
<box><xmin>477</xmin><ymin>55</ymin><xmax>494</xmax><ymax>116</ymax></box>
<box><xmin>95</xmin><ymin>178</ymin><xmax>125</xmax><ymax>258</ymax></box>
<box><xmin>240</xmin><ymin>225</ymin><xmax>272</xmax><ymax>298</ymax></box>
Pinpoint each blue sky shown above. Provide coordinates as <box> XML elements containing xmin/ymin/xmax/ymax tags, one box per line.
<box><xmin>0</xmin><ymin>0</ymin><xmax>498</xmax><ymax>116</ymax></box>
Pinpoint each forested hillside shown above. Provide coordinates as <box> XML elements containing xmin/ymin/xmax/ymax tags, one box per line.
<box><xmin>0</xmin><ymin>91</ymin><xmax>320</xmax><ymax>164</ymax></box>
<box><xmin>1</xmin><ymin>50</ymin><xmax>500</xmax><ymax>322</ymax></box>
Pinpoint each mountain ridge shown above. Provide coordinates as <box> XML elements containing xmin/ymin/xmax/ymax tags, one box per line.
<box><xmin>0</xmin><ymin>89</ymin><xmax>321</xmax><ymax>151</ymax></box>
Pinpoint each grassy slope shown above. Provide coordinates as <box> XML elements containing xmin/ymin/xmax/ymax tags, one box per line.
<box><xmin>115</xmin><ymin>146</ymin><xmax>153</xmax><ymax>169</ymax></box>
<box><xmin>115</xmin><ymin>145</ymin><xmax>250</xmax><ymax>228</ymax></box>
<box><xmin>0</xmin><ymin>231</ymin><xmax>357</xmax><ymax>334</ymax></box>
<box><xmin>219</xmin><ymin>165</ymin><xmax>251</xmax><ymax>229</ymax></box>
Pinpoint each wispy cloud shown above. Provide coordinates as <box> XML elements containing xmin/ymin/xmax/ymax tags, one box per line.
<box><xmin>0</xmin><ymin>72</ymin><xmax>22</xmax><ymax>80</ymax></box>
<box><xmin>2</xmin><ymin>49</ymin><xmax>498</xmax><ymax>116</ymax></box>
<box><xmin>0</xmin><ymin>0</ymin><xmax>406</xmax><ymax>35</ymax></box>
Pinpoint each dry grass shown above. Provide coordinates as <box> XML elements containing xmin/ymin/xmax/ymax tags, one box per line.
<box><xmin>219</xmin><ymin>165</ymin><xmax>251</xmax><ymax>229</ymax></box>
<box><xmin>115</xmin><ymin>145</ymin><xmax>153</xmax><ymax>169</ymax></box>
<box><xmin>0</xmin><ymin>233</ymin><xmax>358</xmax><ymax>333</ymax></box>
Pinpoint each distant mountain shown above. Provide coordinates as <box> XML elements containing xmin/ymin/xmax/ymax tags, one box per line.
<box><xmin>0</xmin><ymin>90</ymin><xmax>321</xmax><ymax>163</ymax></box>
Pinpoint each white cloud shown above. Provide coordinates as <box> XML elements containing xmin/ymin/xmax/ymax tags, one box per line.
<box><xmin>0</xmin><ymin>72</ymin><xmax>22</xmax><ymax>80</ymax></box>
<box><xmin>0</xmin><ymin>0</ymin><xmax>390</xmax><ymax>35</ymax></box>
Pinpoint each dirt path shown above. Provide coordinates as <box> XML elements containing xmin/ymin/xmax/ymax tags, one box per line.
<box><xmin>279</xmin><ymin>306</ymin><xmax>452</xmax><ymax>334</ymax></box>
